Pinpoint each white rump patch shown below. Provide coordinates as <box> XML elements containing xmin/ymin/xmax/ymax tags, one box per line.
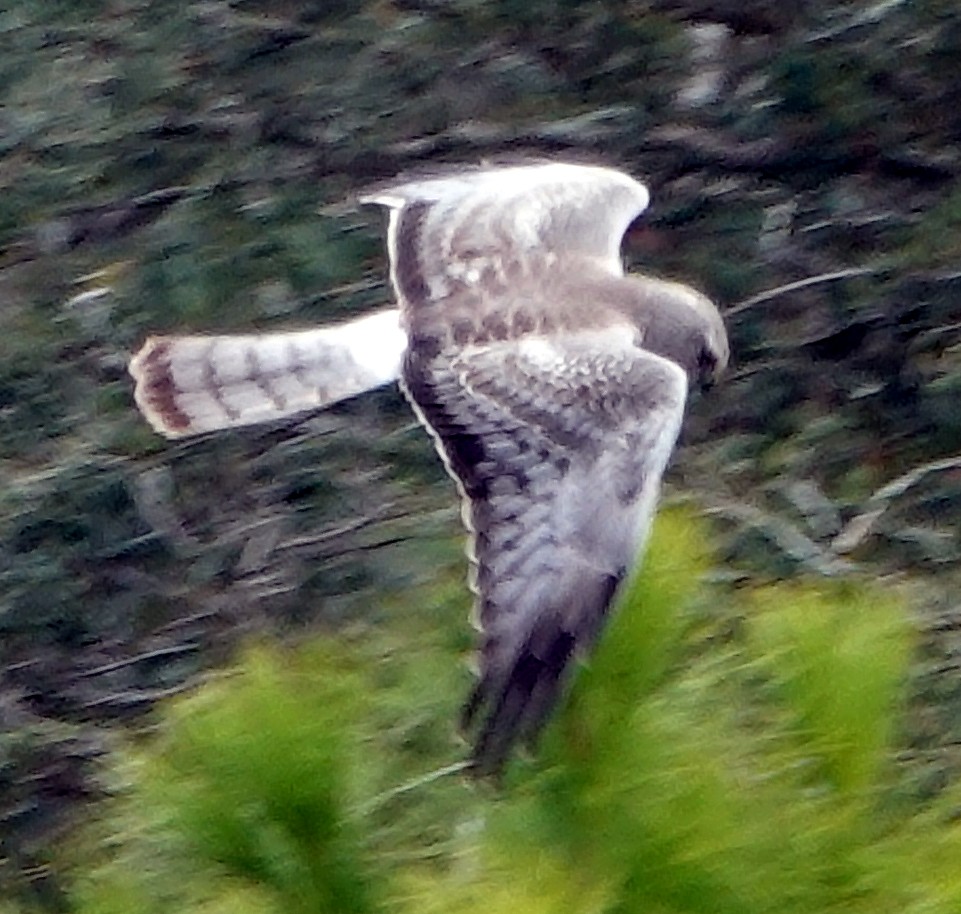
<box><xmin>328</xmin><ymin>308</ymin><xmax>406</xmax><ymax>386</ymax></box>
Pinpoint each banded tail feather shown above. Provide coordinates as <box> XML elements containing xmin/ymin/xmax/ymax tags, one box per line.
<box><xmin>129</xmin><ymin>309</ymin><xmax>405</xmax><ymax>438</ymax></box>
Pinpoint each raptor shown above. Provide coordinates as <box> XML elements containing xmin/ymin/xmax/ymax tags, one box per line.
<box><xmin>130</xmin><ymin>161</ymin><xmax>729</xmax><ymax>774</ymax></box>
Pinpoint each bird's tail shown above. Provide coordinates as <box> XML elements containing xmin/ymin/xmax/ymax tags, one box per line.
<box><xmin>129</xmin><ymin>309</ymin><xmax>406</xmax><ymax>438</ymax></box>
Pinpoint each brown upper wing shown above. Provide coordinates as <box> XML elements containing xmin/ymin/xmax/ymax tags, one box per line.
<box><xmin>361</xmin><ymin>162</ymin><xmax>651</xmax><ymax>315</ymax></box>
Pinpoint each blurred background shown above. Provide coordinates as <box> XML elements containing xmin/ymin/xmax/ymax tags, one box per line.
<box><xmin>4</xmin><ymin>1</ymin><xmax>961</xmax><ymax>911</ymax></box>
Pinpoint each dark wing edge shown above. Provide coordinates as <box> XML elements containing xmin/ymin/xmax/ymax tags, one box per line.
<box><xmin>401</xmin><ymin>330</ymin><xmax>688</xmax><ymax>775</ymax></box>
<box><xmin>461</xmin><ymin>565</ymin><xmax>622</xmax><ymax>777</ymax></box>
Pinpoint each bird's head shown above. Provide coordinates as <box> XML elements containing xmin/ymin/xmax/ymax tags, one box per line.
<box><xmin>696</xmin><ymin>313</ymin><xmax>729</xmax><ymax>392</ymax></box>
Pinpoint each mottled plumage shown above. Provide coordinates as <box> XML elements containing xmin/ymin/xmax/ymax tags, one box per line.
<box><xmin>129</xmin><ymin>161</ymin><xmax>728</xmax><ymax>775</ymax></box>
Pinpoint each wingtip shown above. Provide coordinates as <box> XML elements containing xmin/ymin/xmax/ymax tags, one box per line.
<box><xmin>358</xmin><ymin>191</ymin><xmax>406</xmax><ymax>209</ymax></box>
<box><xmin>460</xmin><ymin>628</ymin><xmax>578</xmax><ymax>778</ymax></box>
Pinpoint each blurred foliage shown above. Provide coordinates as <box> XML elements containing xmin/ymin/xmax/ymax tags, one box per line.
<box><xmin>4</xmin><ymin>0</ymin><xmax>961</xmax><ymax>908</ymax></box>
<box><xmin>51</xmin><ymin>512</ymin><xmax>961</xmax><ymax>914</ymax></box>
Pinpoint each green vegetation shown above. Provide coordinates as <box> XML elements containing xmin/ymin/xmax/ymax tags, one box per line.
<box><xmin>42</xmin><ymin>513</ymin><xmax>961</xmax><ymax>914</ymax></box>
<box><xmin>5</xmin><ymin>0</ymin><xmax>961</xmax><ymax>908</ymax></box>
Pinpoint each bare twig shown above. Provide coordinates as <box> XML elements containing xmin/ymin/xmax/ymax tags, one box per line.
<box><xmin>79</xmin><ymin>644</ymin><xmax>201</xmax><ymax>679</ymax></box>
<box><xmin>702</xmin><ymin>498</ymin><xmax>856</xmax><ymax>576</ymax></box>
<box><xmin>318</xmin><ymin>535</ymin><xmax>413</xmax><ymax>562</ymax></box>
<box><xmin>358</xmin><ymin>760</ymin><xmax>472</xmax><ymax>816</ymax></box>
<box><xmin>280</xmin><ymin>503</ymin><xmax>398</xmax><ymax>551</ymax></box>
<box><xmin>725</xmin><ymin>267</ymin><xmax>882</xmax><ymax>318</ymax></box>
<box><xmin>807</xmin><ymin>0</ymin><xmax>909</xmax><ymax>43</ymax></box>
<box><xmin>80</xmin><ymin>683</ymin><xmax>196</xmax><ymax>709</ymax></box>
<box><xmin>308</xmin><ymin>277</ymin><xmax>384</xmax><ymax>300</ymax></box>
<box><xmin>832</xmin><ymin>454</ymin><xmax>961</xmax><ymax>554</ymax></box>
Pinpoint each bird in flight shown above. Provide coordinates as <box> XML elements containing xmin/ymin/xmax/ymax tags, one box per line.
<box><xmin>130</xmin><ymin>161</ymin><xmax>729</xmax><ymax>774</ymax></box>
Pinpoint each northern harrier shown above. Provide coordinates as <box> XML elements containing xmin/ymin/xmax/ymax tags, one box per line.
<box><xmin>130</xmin><ymin>161</ymin><xmax>729</xmax><ymax>774</ymax></box>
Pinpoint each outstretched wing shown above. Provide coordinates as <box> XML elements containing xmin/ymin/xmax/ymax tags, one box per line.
<box><xmin>363</xmin><ymin>162</ymin><xmax>676</xmax><ymax>773</ymax></box>
<box><xmin>402</xmin><ymin>326</ymin><xmax>688</xmax><ymax>775</ymax></box>
<box><xmin>129</xmin><ymin>309</ymin><xmax>406</xmax><ymax>438</ymax></box>
<box><xmin>361</xmin><ymin>162</ymin><xmax>651</xmax><ymax>314</ymax></box>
